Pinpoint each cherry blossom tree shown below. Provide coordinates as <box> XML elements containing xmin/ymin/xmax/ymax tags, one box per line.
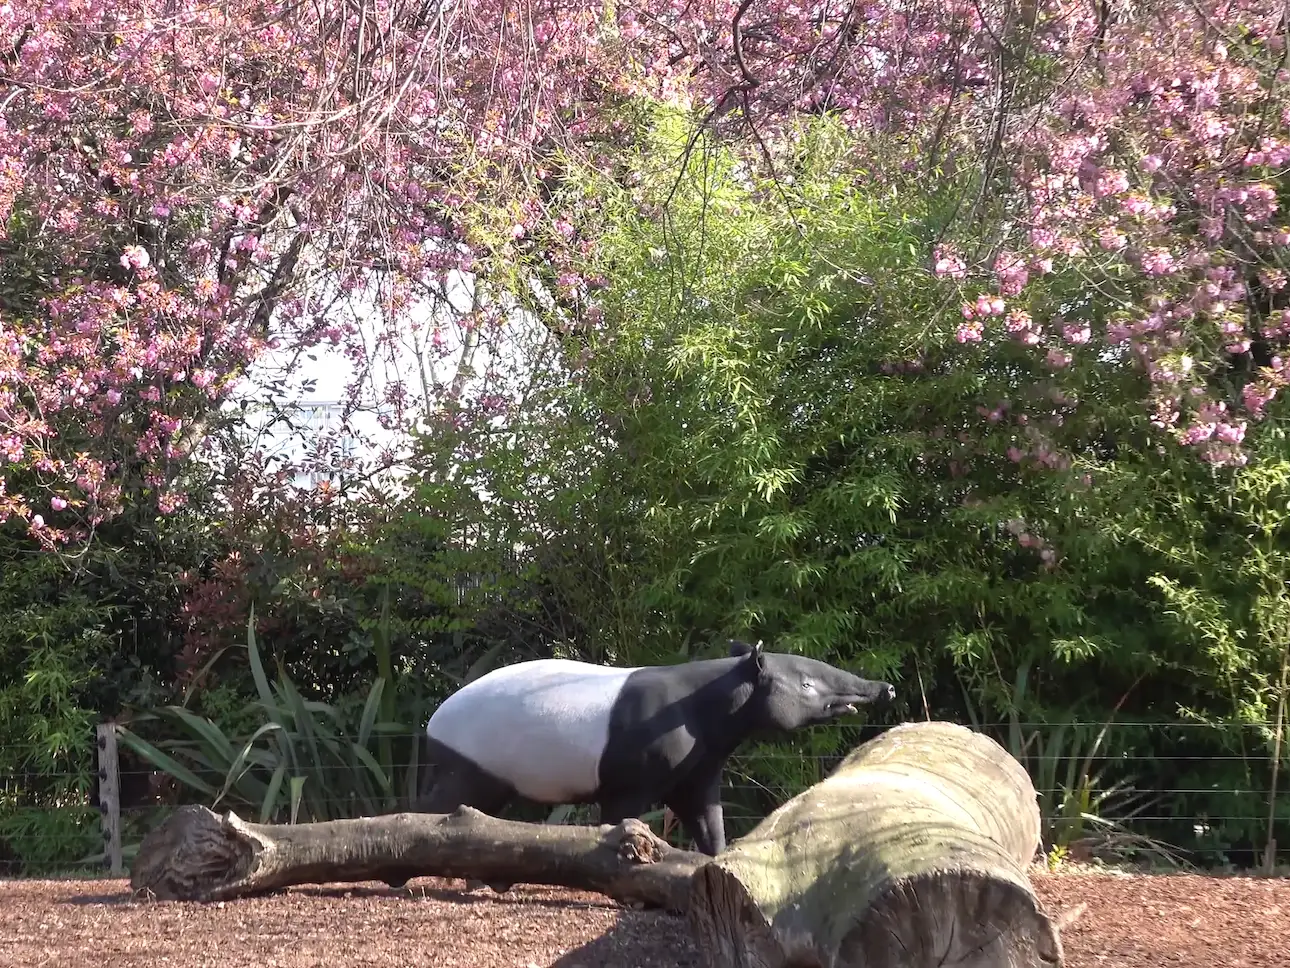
<box><xmin>0</xmin><ymin>0</ymin><xmax>1286</xmax><ymax>555</ymax></box>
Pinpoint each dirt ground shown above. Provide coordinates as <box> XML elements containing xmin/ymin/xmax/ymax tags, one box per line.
<box><xmin>1</xmin><ymin>869</ymin><xmax>1287</xmax><ymax>967</ymax></box>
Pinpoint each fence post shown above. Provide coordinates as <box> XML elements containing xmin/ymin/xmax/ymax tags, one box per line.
<box><xmin>95</xmin><ymin>723</ymin><xmax>124</xmax><ymax>877</ymax></box>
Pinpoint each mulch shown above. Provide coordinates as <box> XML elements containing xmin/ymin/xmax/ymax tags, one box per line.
<box><xmin>1</xmin><ymin>869</ymin><xmax>1287</xmax><ymax>967</ymax></box>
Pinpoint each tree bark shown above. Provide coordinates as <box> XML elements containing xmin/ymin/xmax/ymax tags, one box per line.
<box><xmin>687</xmin><ymin>720</ymin><xmax>1063</xmax><ymax>968</ymax></box>
<box><xmin>129</xmin><ymin>804</ymin><xmax>706</xmax><ymax>911</ymax></box>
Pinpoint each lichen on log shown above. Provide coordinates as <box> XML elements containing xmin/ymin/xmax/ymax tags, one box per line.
<box><xmin>687</xmin><ymin>720</ymin><xmax>1064</xmax><ymax>968</ymax></box>
<box><xmin>130</xmin><ymin>804</ymin><xmax>706</xmax><ymax>911</ymax></box>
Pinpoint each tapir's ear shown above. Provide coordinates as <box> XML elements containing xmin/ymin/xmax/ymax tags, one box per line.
<box><xmin>731</xmin><ymin>639</ymin><xmax>765</xmax><ymax>671</ymax></box>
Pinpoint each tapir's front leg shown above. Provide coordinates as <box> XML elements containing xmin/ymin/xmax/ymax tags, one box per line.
<box><xmin>670</xmin><ymin>767</ymin><xmax>727</xmax><ymax>856</ymax></box>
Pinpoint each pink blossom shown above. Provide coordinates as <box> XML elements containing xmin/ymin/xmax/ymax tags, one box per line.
<box><xmin>50</xmin><ymin>496</ymin><xmax>67</xmax><ymax>511</ymax></box>
<box><xmin>994</xmin><ymin>251</ymin><xmax>1029</xmax><ymax>295</ymax></box>
<box><xmin>1141</xmin><ymin>248</ymin><xmax>1177</xmax><ymax>275</ymax></box>
<box><xmin>1244</xmin><ymin>381</ymin><xmax>1278</xmax><ymax>417</ymax></box>
<box><xmin>1259</xmin><ymin>269</ymin><xmax>1287</xmax><ymax>292</ymax></box>
<box><xmin>1215</xmin><ymin>421</ymin><xmax>1247</xmax><ymax>444</ymax></box>
<box><xmin>973</xmin><ymin>293</ymin><xmax>1004</xmax><ymax>317</ymax></box>
<box><xmin>934</xmin><ymin>244</ymin><xmax>968</xmax><ymax>279</ymax></box>
<box><xmin>1098</xmin><ymin>227</ymin><xmax>1127</xmax><ymax>250</ymax></box>
<box><xmin>1095</xmin><ymin>168</ymin><xmax>1130</xmax><ymax>197</ymax></box>
<box><xmin>1179</xmin><ymin>422</ymin><xmax>1216</xmax><ymax>445</ymax></box>
<box><xmin>956</xmin><ymin>320</ymin><xmax>984</xmax><ymax>343</ymax></box>
<box><xmin>120</xmin><ymin>245</ymin><xmax>151</xmax><ymax>270</ymax></box>
<box><xmin>1005</xmin><ymin>310</ymin><xmax>1033</xmax><ymax>333</ymax></box>
<box><xmin>1121</xmin><ymin>195</ymin><xmax>1153</xmax><ymax>216</ymax></box>
<box><xmin>1046</xmin><ymin>348</ymin><xmax>1072</xmax><ymax>369</ymax></box>
<box><xmin>1062</xmin><ymin>322</ymin><xmax>1091</xmax><ymax>345</ymax></box>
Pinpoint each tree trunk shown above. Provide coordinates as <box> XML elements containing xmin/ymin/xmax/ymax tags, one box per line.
<box><xmin>130</xmin><ymin>804</ymin><xmax>706</xmax><ymax>912</ymax></box>
<box><xmin>687</xmin><ymin>720</ymin><xmax>1063</xmax><ymax>968</ymax></box>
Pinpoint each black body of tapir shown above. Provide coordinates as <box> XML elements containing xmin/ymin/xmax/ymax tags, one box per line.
<box><xmin>412</xmin><ymin>639</ymin><xmax>895</xmax><ymax>881</ymax></box>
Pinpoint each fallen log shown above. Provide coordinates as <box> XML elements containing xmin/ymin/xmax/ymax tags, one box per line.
<box><xmin>129</xmin><ymin>804</ymin><xmax>706</xmax><ymax>911</ymax></box>
<box><xmin>687</xmin><ymin>720</ymin><xmax>1063</xmax><ymax>968</ymax></box>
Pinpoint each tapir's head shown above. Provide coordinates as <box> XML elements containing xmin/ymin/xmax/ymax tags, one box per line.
<box><xmin>731</xmin><ymin>639</ymin><xmax>895</xmax><ymax>731</ymax></box>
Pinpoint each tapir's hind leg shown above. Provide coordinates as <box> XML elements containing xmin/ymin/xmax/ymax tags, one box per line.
<box><xmin>414</xmin><ymin>737</ymin><xmax>515</xmax><ymax>815</ymax></box>
<box><xmin>413</xmin><ymin>738</ymin><xmax>516</xmax><ymax>894</ymax></box>
<box><xmin>418</xmin><ymin>767</ymin><xmax>513</xmax><ymax>816</ymax></box>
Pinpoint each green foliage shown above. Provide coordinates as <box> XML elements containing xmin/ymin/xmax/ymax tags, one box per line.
<box><xmin>395</xmin><ymin>105</ymin><xmax>1290</xmax><ymax>862</ymax></box>
<box><xmin>119</xmin><ymin>610</ymin><xmax>414</xmax><ymax>825</ymax></box>
<box><xmin>0</xmin><ymin>552</ymin><xmax>110</xmax><ymax>873</ymax></box>
<box><xmin>0</xmin><ymin>480</ymin><xmax>232</xmax><ymax>872</ymax></box>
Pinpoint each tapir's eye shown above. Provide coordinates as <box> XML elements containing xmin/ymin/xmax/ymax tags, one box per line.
<box><xmin>801</xmin><ymin>679</ymin><xmax>817</xmax><ymax>693</ymax></box>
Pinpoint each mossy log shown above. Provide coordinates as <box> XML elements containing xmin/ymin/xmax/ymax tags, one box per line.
<box><xmin>130</xmin><ymin>804</ymin><xmax>706</xmax><ymax>911</ymax></box>
<box><xmin>687</xmin><ymin>720</ymin><xmax>1063</xmax><ymax>968</ymax></box>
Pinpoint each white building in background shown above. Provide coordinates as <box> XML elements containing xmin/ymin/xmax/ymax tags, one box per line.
<box><xmin>229</xmin><ymin>262</ymin><xmax>551</xmax><ymax>499</ymax></box>
<box><xmin>273</xmin><ymin>400</ymin><xmax>358</xmax><ymax>490</ymax></box>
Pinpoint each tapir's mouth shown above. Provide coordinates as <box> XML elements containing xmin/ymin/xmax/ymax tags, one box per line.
<box><xmin>826</xmin><ymin>699</ymin><xmax>863</xmax><ymax>717</ymax></box>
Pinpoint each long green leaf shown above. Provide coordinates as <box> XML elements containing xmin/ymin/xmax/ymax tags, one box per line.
<box><xmin>351</xmin><ymin>743</ymin><xmax>392</xmax><ymax>795</ymax></box>
<box><xmin>260</xmin><ymin>761</ymin><xmax>288</xmax><ymax>824</ymax></box>
<box><xmin>117</xmin><ymin>728</ymin><xmax>218</xmax><ymax>798</ymax></box>
<box><xmin>357</xmin><ymin>678</ymin><xmax>385</xmax><ymax>750</ymax></box>
<box><xmin>276</xmin><ymin>671</ymin><xmax>330</xmax><ymax>821</ymax></box>
<box><xmin>246</xmin><ymin>606</ymin><xmax>276</xmax><ymax>713</ymax></box>
<box><xmin>214</xmin><ymin>721</ymin><xmax>286</xmax><ymax>808</ymax></box>
<box><xmin>246</xmin><ymin>612</ymin><xmax>299</xmax><ymax>784</ymax></box>
<box><xmin>162</xmin><ymin>706</ymin><xmax>238</xmax><ymax>770</ymax></box>
<box><xmin>374</xmin><ymin>589</ymin><xmax>397</xmax><ymax>788</ymax></box>
<box><xmin>289</xmin><ymin>775</ymin><xmax>306</xmax><ymax>825</ymax></box>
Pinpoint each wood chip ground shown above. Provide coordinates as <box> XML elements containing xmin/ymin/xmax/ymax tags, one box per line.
<box><xmin>1</xmin><ymin>870</ymin><xmax>1286</xmax><ymax>967</ymax></box>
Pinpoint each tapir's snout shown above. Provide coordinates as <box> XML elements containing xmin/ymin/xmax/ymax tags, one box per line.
<box><xmin>857</xmin><ymin>678</ymin><xmax>896</xmax><ymax>705</ymax></box>
<box><xmin>824</xmin><ymin>680</ymin><xmax>895</xmax><ymax>718</ymax></box>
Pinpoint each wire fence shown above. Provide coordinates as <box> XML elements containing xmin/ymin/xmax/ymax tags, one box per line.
<box><xmin>3</xmin><ymin>717</ymin><xmax>1290</xmax><ymax>878</ymax></box>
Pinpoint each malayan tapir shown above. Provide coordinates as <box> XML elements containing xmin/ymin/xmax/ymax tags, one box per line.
<box><xmin>411</xmin><ymin>639</ymin><xmax>895</xmax><ymax>885</ymax></box>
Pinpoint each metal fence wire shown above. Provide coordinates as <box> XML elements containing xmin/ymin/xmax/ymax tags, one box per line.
<box><xmin>2</xmin><ymin>718</ymin><xmax>1290</xmax><ymax>877</ymax></box>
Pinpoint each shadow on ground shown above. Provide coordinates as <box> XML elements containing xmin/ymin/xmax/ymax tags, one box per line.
<box><xmin>550</xmin><ymin>911</ymin><xmax>701</xmax><ymax>968</ymax></box>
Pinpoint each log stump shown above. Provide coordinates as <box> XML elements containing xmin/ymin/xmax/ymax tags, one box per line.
<box><xmin>687</xmin><ymin>720</ymin><xmax>1063</xmax><ymax>968</ymax></box>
